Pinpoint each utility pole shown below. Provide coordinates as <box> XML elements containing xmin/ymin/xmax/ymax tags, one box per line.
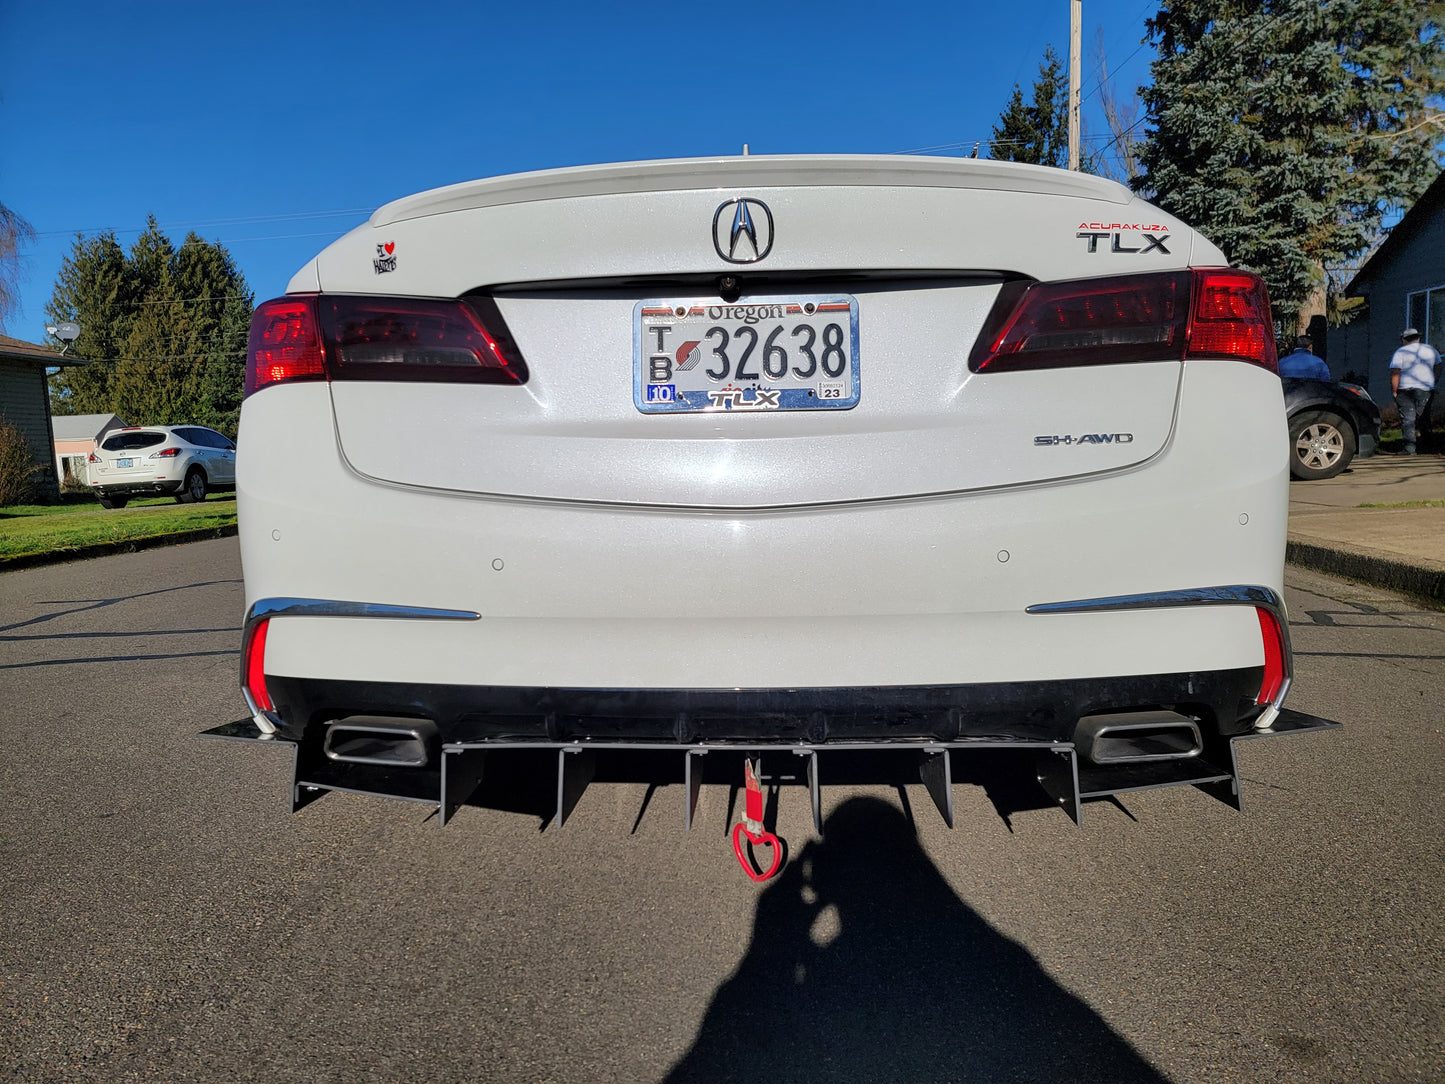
<box><xmin>1068</xmin><ymin>0</ymin><xmax>1082</xmax><ymax>170</ymax></box>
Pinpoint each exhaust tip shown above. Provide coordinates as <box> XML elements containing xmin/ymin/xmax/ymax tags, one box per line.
<box><xmin>323</xmin><ymin>716</ymin><xmax>438</xmax><ymax>768</ymax></box>
<box><xmin>1074</xmin><ymin>710</ymin><xmax>1202</xmax><ymax>765</ymax></box>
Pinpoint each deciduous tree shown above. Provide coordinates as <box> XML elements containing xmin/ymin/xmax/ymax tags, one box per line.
<box><xmin>0</xmin><ymin>201</ymin><xmax>34</xmax><ymax>333</ymax></box>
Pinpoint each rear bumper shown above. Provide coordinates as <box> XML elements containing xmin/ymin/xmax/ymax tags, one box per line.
<box><xmin>260</xmin><ymin>667</ymin><xmax>1270</xmax><ymax>746</ymax></box>
<box><xmin>211</xmin><ymin>579</ymin><xmax>1342</xmax><ymax>825</ymax></box>
<box><xmin>94</xmin><ymin>478</ymin><xmax>184</xmax><ymax>497</ymax></box>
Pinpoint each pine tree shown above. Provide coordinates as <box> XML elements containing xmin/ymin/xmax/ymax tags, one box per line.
<box><xmin>991</xmin><ymin>46</ymin><xmax>1070</xmax><ymax>167</ymax></box>
<box><xmin>45</xmin><ymin>232</ymin><xmax>130</xmax><ymax>415</ymax></box>
<box><xmin>1135</xmin><ymin>0</ymin><xmax>1445</xmax><ymax>332</ymax></box>
<box><xmin>174</xmin><ymin>233</ymin><xmax>254</xmax><ymax>435</ymax></box>
<box><xmin>47</xmin><ymin>218</ymin><xmax>253</xmax><ymax>435</ymax></box>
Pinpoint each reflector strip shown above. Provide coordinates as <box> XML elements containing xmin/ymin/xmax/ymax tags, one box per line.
<box><xmin>244</xmin><ymin>618</ymin><xmax>274</xmax><ymax>712</ymax></box>
<box><xmin>1255</xmin><ymin>607</ymin><xmax>1287</xmax><ymax>704</ymax></box>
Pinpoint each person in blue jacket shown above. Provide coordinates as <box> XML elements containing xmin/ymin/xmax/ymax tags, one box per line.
<box><xmin>1279</xmin><ymin>335</ymin><xmax>1332</xmax><ymax>380</ymax></box>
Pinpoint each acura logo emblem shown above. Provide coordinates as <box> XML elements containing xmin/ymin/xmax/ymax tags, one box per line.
<box><xmin>713</xmin><ymin>198</ymin><xmax>774</xmax><ymax>264</ymax></box>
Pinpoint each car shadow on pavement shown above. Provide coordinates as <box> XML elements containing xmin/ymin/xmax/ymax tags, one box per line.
<box><xmin>0</xmin><ymin>579</ymin><xmax>243</xmax><ymax>634</ymax></box>
<box><xmin>663</xmin><ymin>796</ymin><xmax>1170</xmax><ymax>1084</ymax></box>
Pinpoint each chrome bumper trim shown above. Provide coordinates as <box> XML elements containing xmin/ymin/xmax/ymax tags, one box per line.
<box><xmin>244</xmin><ymin>597</ymin><xmax>482</xmax><ymax>625</ymax></box>
<box><xmin>1025</xmin><ymin>584</ymin><xmax>1292</xmax><ymax>724</ymax></box>
<box><xmin>239</xmin><ymin>597</ymin><xmax>481</xmax><ymax>732</ymax></box>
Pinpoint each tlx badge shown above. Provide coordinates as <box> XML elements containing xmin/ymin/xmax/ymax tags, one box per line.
<box><xmin>1076</xmin><ymin>222</ymin><xmax>1170</xmax><ymax>255</ymax></box>
<box><xmin>373</xmin><ymin>241</ymin><xmax>397</xmax><ymax>274</ymax></box>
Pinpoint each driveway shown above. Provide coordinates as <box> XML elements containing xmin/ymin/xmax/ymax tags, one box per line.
<box><xmin>1</xmin><ymin>539</ymin><xmax>1441</xmax><ymax>1082</ymax></box>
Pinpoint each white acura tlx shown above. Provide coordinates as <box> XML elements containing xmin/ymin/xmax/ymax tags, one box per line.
<box><xmin>206</xmin><ymin>155</ymin><xmax>1338</xmax><ymax>831</ymax></box>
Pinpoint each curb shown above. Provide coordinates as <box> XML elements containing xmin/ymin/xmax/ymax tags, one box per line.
<box><xmin>0</xmin><ymin>524</ymin><xmax>238</xmax><ymax>573</ymax></box>
<box><xmin>1286</xmin><ymin>536</ymin><xmax>1445</xmax><ymax>604</ymax></box>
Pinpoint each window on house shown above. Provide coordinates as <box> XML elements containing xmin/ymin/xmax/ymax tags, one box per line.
<box><xmin>1405</xmin><ymin>289</ymin><xmax>1445</xmax><ymax>350</ymax></box>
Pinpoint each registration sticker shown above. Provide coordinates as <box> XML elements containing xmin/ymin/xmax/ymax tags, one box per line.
<box><xmin>634</xmin><ymin>294</ymin><xmax>860</xmax><ymax>413</ymax></box>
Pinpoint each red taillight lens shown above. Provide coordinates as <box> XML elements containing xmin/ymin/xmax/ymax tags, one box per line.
<box><xmin>87</xmin><ymin>451</ymin><xmax>99</xmax><ymax>463</ymax></box>
<box><xmin>971</xmin><ymin>272</ymin><xmax>1192</xmax><ymax>372</ymax></box>
<box><xmin>243</xmin><ymin>294</ymin><xmax>527</xmax><ymax>396</ymax></box>
<box><xmin>317</xmin><ymin>295</ymin><xmax>526</xmax><ymax>385</ymax></box>
<box><xmin>246</xmin><ymin>297</ymin><xmax>326</xmax><ymax>396</ymax></box>
<box><xmin>243</xmin><ymin>618</ymin><xmax>274</xmax><ymax>713</ymax></box>
<box><xmin>149</xmin><ymin>447</ymin><xmax>181</xmax><ymax>459</ymax></box>
<box><xmin>1188</xmin><ymin>270</ymin><xmax>1277</xmax><ymax>371</ymax></box>
<box><xmin>970</xmin><ymin>267</ymin><xmax>1276</xmax><ymax>373</ymax></box>
<box><xmin>1255</xmin><ymin>607</ymin><xmax>1287</xmax><ymax>704</ymax></box>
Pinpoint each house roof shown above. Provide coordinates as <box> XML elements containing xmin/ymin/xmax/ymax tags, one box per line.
<box><xmin>1348</xmin><ymin>169</ymin><xmax>1445</xmax><ymax>296</ymax></box>
<box><xmin>0</xmin><ymin>333</ymin><xmax>67</xmax><ymax>364</ymax></box>
<box><xmin>51</xmin><ymin>413</ymin><xmax>126</xmax><ymax>442</ymax></box>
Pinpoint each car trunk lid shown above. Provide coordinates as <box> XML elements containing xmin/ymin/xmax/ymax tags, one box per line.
<box><xmin>307</xmin><ymin>157</ymin><xmax>1207</xmax><ymax>509</ymax></box>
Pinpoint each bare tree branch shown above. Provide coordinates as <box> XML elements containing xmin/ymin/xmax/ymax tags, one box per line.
<box><xmin>0</xmin><ymin>201</ymin><xmax>36</xmax><ymax>334</ymax></box>
<box><xmin>1092</xmin><ymin>28</ymin><xmax>1144</xmax><ymax>189</ymax></box>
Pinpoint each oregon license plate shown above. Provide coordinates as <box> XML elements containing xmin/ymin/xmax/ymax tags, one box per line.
<box><xmin>117</xmin><ymin>458</ymin><xmax>133</xmax><ymax>468</ymax></box>
<box><xmin>634</xmin><ymin>295</ymin><xmax>860</xmax><ymax>413</ymax></box>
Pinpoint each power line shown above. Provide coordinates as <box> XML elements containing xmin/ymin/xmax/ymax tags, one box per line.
<box><xmin>35</xmin><ymin>207</ymin><xmax>373</xmax><ymax>239</ymax></box>
<box><xmin>51</xmin><ymin>350</ymin><xmax>244</xmax><ymax>365</ymax></box>
<box><xmin>1090</xmin><ymin>8</ymin><xmax>1310</xmax><ymax>167</ymax></box>
<box><xmin>1078</xmin><ymin>0</ymin><xmax>1158</xmax><ymax>105</ymax></box>
<box><xmin>890</xmin><ymin>131</ymin><xmax>1143</xmax><ymax>156</ymax></box>
<box><xmin>199</xmin><ymin>230</ymin><xmax>356</xmax><ymax>244</ymax></box>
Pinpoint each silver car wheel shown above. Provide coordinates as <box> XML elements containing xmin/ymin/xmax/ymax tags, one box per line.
<box><xmin>1296</xmin><ymin>422</ymin><xmax>1345</xmax><ymax>471</ymax></box>
<box><xmin>177</xmin><ymin>469</ymin><xmax>207</xmax><ymax>504</ymax></box>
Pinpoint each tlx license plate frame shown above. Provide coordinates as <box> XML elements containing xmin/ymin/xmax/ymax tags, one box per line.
<box><xmin>633</xmin><ymin>294</ymin><xmax>861</xmax><ymax>414</ymax></box>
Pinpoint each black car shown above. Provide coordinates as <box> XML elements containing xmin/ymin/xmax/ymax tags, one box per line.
<box><xmin>1282</xmin><ymin>377</ymin><xmax>1382</xmax><ymax>480</ymax></box>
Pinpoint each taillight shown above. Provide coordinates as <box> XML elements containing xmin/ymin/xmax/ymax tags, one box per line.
<box><xmin>149</xmin><ymin>447</ymin><xmax>181</xmax><ymax>459</ymax></box>
<box><xmin>1188</xmin><ymin>270</ymin><xmax>1276</xmax><ymax>369</ymax></box>
<box><xmin>971</xmin><ymin>272</ymin><xmax>1191</xmax><ymax>372</ymax></box>
<box><xmin>242</xmin><ymin>618</ymin><xmax>274</xmax><ymax>712</ymax></box>
<box><xmin>244</xmin><ymin>293</ymin><xmax>526</xmax><ymax>397</ymax></box>
<box><xmin>1255</xmin><ymin>607</ymin><xmax>1288</xmax><ymax>704</ymax></box>
<box><xmin>319</xmin><ymin>294</ymin><xmax>525</xmax><ymax>385</ymax></box>
<box><xmin>246</xmin><ymin>297</ymin><xmax>326</xmax><ymax>396</ymax></box>
<box><xmin>970</xmin><ymin>268</ymin><xmax>1276</xmax><ymax>372</ymax></box>
<box><xmin>87</xmin><ymin>451</ymin><xmax>99</xmax><ymax>463</ymax></box>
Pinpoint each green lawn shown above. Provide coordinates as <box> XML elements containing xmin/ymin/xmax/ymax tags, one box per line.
<box><xmin>1357</xmin><ymin>499</ymin><xmax>1445</xmax><ymax>509</ymax></box>
<box><xmin>0</xmin><ymin>495</ymin><xmax>237</xmax><ymax>561</ymax></box>
<box><xmin>1</xmin><ymin>492</ymin><xmax>182</xmax><ymax>517</ymax></box>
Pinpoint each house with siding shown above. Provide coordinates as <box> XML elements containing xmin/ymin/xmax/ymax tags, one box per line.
<box><xmin>1328</xmin><ymin>171</ymin><xmax>1445</xmax><ymax>403</ymax></box>
<box><xmin>0</xmin><ymin>334</ymin><xmax>63</xmax><ymax>502</ymax></box>
<box><xmin>52</xmin><ymin>412</ymin><xmax>127</xmax><ymax>486</ymax></box>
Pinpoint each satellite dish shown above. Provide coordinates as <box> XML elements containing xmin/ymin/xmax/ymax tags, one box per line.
<box><xmin>53</xmin><ymin>321</ymin><xmax>81</xmax><ymax>344</ymax></box>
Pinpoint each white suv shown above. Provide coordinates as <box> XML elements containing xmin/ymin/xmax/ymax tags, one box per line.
<box><xmin>208</xmin><ymin>155</ymin><xmax>1337</xmax><ymax>831</ymax></box>
<box><xmin>88</xmin><ymin>425</ymin><xmax>235</xmax><ymax>508</ymax></box>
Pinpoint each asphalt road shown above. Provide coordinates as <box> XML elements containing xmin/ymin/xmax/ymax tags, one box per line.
<box><xmin>1</xmin><ymin>538</ymin><xmax>1441</xmax><ymax>1083</ymax></box>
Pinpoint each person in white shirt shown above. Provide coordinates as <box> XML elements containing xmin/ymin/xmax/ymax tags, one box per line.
<box><xmin>1390</xmin><ymin>328</ymin><xmax>1442</xmax><ymax>455</ymax></box>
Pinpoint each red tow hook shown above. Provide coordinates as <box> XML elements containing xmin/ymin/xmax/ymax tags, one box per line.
<box><xmin>732</xmin><ymin>757</ymin><xmax>785</xmax><ymax>881</ymax></box>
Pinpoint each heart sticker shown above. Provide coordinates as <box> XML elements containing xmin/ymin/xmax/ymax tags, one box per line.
<box><xmin>384</xmin><ymin>242</ymin><xmax>395</xmax><ymax>255</ymax></box>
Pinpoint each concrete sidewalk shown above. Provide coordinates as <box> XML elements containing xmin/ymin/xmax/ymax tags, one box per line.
<box><xmin>1287</xmin><ymin>453</ymin><xmax>1445</xmax><ymax>602</ymax></box>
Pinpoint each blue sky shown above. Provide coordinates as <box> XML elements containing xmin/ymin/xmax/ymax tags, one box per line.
<box><xmin>0</xmin><ymin>0</ymin><xmax>1159</xmax><ymax>343</ymax></box>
